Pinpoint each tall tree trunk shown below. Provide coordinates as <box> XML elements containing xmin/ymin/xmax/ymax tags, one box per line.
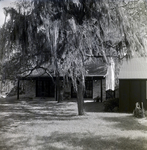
<box><xmin>77</xmin><ymin>81</ymin><xmax>85</xmax><ymax>115</ymax></box>
<box><xmin>56</xmin><ymin>75</ymin><xmax>61</xmax><ymax>103</ymax></box>
<box><xmin>17</xmin><ymin>79</ymin><xmax>20</xmax><ymax>100</ymax></box>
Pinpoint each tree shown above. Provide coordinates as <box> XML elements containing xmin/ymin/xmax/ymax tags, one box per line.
<box><xmin>1</xmin><ymin>1</ymin><xmax>52</xmax><ymax>78</ymax></box>
<box><xmin>1</xmin><ymin>0</ymin><xmax>147</xmax><ymax>115</ymax></box>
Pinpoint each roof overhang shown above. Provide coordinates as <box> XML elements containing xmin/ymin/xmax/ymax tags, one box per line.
<box><xmin>18</xmin><ymin>75</ymin><xmax>105</xmax><ymax>80</ymax></box>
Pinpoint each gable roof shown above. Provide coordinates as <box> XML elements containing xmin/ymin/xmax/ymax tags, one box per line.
<box><xmin>119</xmin><ymin>57</ymin><xmax>147</xmax><ymax>79</ymax></box>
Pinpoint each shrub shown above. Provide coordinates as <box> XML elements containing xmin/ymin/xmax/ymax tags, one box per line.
<box><xmin>7</xmin><ymin>86</ymin><xmax>25</xmax><ymax>97</ymax></box>
<box><xmin>104</xmin><ymin>98</ymin><xmax>119</xmax><ymax>112</ymax></box>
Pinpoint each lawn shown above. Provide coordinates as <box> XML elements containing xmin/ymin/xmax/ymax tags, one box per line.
<box><xmin>0</xmin><ymin>96</ymin><xmax>147</xmax><ymax>150</ymax></box>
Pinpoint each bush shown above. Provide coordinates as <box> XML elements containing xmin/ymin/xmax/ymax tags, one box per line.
<box><xmin>104</xmin><ymin>98</ymin><xmax>119</xmax><ymax>112</ymax></box>
<box><xmin>7</xmin><ymin>86</ymin><xmax>25</xmax><ymax>97</ymax></box>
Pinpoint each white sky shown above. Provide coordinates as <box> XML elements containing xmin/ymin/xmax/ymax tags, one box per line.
<box><xmin>0</xmin><ymin>0</ymin><xmax>16</xmax><ymax>27</ymax></box>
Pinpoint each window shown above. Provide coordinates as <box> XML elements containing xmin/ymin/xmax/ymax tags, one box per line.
<box><xmin>36</xmin><ymin>79</ymin><xmax>55</xmax><ymax>97</ymax></box>
<box><xmin>84</xmin><ymin>80</ymin><xmax>93</xmax><ymax>98</ymax></box>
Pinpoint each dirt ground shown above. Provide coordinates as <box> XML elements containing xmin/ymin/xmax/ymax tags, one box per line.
<box><xmin>0</xmin><ymin>96</ymin><xmax>147</xmax><ymax>150</ymax></box>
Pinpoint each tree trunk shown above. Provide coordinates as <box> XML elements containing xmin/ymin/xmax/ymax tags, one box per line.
<box><xmin>77</xmin><ymin>81</ymin><xmax>85</xmax><ymax>115</ymax></box>
<box><xmin>56</xmin><ymin>75</ymin><xmax>61</xmax><ymax>103</ymax></box>
<box><xmin>17</xmin><ymin>79</ymin><xmax>20</xmax><ymax>100</ymax></box>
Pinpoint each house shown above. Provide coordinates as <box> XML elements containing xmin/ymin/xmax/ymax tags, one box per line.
<box><xmin>17</xmin><ymin>62</ymin><xmax>107</xmax><ymax>101</ymax></box>
<box><xmin>119</xmin><ymin>57</ymin><xmax>147</xmax><ymax>112</ymax></box>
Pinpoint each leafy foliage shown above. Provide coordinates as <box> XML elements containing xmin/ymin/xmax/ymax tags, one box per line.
<box><xmin>1</xmin><ymin>0</ymin><xmax>147</xmax><ymax>115</ymax></box>
<box><xmin>1</xmin><ymin>0</ymin><xmax>147</xmax><ymax>87</ymax></box>
<box><xmin>104</xmin><ymin>98</ymin><xmax>119</xmax><ymax>112</ymax></box>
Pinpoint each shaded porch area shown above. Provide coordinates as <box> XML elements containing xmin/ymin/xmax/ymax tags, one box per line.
<box><xmin>17</xmin><ymin>76</ymin><xmax>106</xmax><ymax>102</ymax></box>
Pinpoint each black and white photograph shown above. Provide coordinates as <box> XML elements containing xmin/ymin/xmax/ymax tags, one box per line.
<box><xmin>0</xmin><ymin>0</ymin><xmax>147</xmax><ymax>149</ymax></box>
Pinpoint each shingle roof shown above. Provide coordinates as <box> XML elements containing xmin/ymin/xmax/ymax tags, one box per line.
<box><xmin>119</xmin><ymin>57</ymin><xmax>147</xmax><ymax>79</ymax></box>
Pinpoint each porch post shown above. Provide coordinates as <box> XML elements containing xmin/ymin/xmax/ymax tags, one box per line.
<box><xmin>56</xmin><ymin>85</ymin><xmax>57</xmax><ymax>101</ymax></box>
<box><xmin>101</xmin><ymin>79</ymin><xmax>103</xmax><ymax>102</ymax></box>
<box><xmin>17</xmin><ymin>79</ymin><xmax>20</xmax><ymax>100</ymax></box>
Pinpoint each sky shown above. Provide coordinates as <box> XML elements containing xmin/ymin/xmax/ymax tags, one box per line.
<box><xmin>0</xmin><ymin>0</ymin><xmax>16</xmax><ymax>27</ymax></box>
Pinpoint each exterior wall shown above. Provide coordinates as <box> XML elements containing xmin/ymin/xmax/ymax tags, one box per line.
<box><xmin>25</xmin><ymin>80</ymin><xmax>36</xmax><ymax>98</ymax></box>
<box><xmin>23</xmin><ymin>77</ymin><xmax>106</xmax><ymax>101</ymax></box>
<box><xmin>63</xmin><ymin>80</ymin><xmax>71</xmax><ymax>100</ymax></box>
<box><xmin>93</xmin><ymin>78</ymin><xmax>106</xmax><ymax>101</ymax></box>
<box><xmin>119</xmin><ymin>79</ymin><xmax>147</xmax><ymax>112</ymax></box>
<box><xmin>102</xmin><ymin>79</ymin><xmax>106</xmax><ymax>101</ymax></box>
<box><xmin>93</xmin><ymin>80</ymin><xmax>101</xmax><ymax>99</ymax></box>
<box><xmin>24</xmin><ymin>79</ymin><xmax>71</xmax><ymax>100</ymax></box>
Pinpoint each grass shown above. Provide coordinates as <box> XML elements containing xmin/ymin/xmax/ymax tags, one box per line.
<box><xmin>0</xmin><ymin>96</ymin><xmax>147</xmax><ymax>150</ymax></box>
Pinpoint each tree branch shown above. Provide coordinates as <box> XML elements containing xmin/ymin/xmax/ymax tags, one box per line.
<box><xmin>85</xmin><ymin>53</ymin><xmax>118</xmax><ymax>58</ymax></box>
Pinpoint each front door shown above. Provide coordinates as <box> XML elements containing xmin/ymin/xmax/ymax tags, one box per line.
<box><xmin>36</xmin><ymin>79</ymin><xmax>55</xmax><ymax>97</ymax></box>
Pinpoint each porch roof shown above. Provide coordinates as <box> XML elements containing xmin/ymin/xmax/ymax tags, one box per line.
<box><xmin>85</xmin><ymin>63</ymin><xmax>107</xmax><ymax>77</ymax></box>
<box><xmin>18</xmin><ymin>62</ymin><xmax>107</xmax><ymax>79</ymax></box>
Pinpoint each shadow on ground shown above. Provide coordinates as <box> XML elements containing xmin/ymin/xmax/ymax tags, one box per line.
<box><xmin>102</xmin><ymin>115</ymin><xmax>147</xmax><ymax>131</ymax></box>
<box><xmin>0</xmin><ymin>96</ymin><xmax>147</xmax><ymax>150</ymax></box>
<box><xmin>0</xmin><ymin>97</ymin><xmax>81</xmax><ymax>135</ymax></box>
<box><xmin>0</xmin><ymin>99</ymin><xmax>78</xmax><ymax>121</ymax></box>
<box><xmin>38</xmin><ymin>132</ymin><xmax>147</xmax><ymax>150</ymax></box>
<box><xmin>0</xmin><ymin>97</ymin><xmax>104</xmax><ymax>124</ymax></box>
<box><xmin>2</xmin><ymin>132</ymin><xmax>147</xmax><ymax>150</ymax></box>
<box><xmin>84</xmin><ymin>102</ymin><xmax>104</xmax><ymax>112</ymax></box>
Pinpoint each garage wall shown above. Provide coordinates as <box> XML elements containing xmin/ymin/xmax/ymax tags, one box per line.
<box><xmin>119</xmin><ymin>79</ymin><xmax>147</xmax><ymax>112</ymax></box>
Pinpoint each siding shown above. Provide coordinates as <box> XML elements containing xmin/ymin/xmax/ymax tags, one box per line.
<box><xmin>93</xmin><ymin>79</ymin><xmax>106</xmax><ymax>101</ymax></box>
<box><xmin>25</xmin><ymin>80</ymin><xmax>36</xmax><ymax>98</ymax></box>
<box><xmin>119</xmin><ymin>79</ymin><xmax>147</xmax><ymax>112</ymax></box>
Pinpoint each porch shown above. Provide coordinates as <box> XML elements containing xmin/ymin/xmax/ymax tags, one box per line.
<box><xmin>17</xmin><ymin>76</ymin><xmax>106</xmax><ymax>102</ymax></box>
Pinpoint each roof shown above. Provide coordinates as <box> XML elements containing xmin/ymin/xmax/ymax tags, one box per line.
<box><xmin>18</xmin><ymin>61</ymin><xmax>107</xmax><ymax>79</ymax></box>
<box><xmin>85</xmin><ymin>63</ymin><xmax>107</xmax><ymax>77</ymax></box>
<box><xmin>119</xmin><ymin>57</ymin><xmax>147</xmax><ymax>79</ymax></box>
